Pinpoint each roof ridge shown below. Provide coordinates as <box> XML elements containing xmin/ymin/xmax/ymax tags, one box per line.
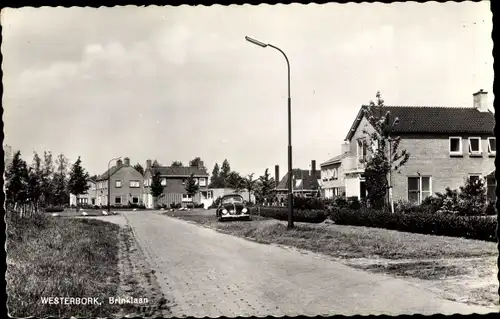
<box><xmin>361</xmin><ymin>104</ymin><xmax>472</xmax><ymax>109</ymax></box>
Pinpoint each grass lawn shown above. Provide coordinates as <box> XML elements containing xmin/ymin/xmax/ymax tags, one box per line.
<box><xmin>162</xmin><ymin>209</ymin><xmax>498</xmax><ymax>308</ymax></box>
<box><xmin>6</xmin><ymin>212</ymin><xmax>121</xmax><ymax>318</ymax></box>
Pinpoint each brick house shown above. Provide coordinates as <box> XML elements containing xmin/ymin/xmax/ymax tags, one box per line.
<box><xmin>142</xmin><ymin>160</ymin><xmax>210</xmax><ymax>208</ymax></box>
<box><xmin>95</xmin><ymin>157</ymin><xmax>145</xmax><ymax>207</ymax></box>
<box><xmin>274</xmin><ymin>160</ymin><xmax>322</xmax><ymax>200</ymax></box>
<box><xmin>320</xmin><ymin>145</ymin><xmax>348</xmax><ymax>199</ymax></box>
<box><xmin>326</xmin><ymin>90</ymin><xmax>495</xmax><ymax>204</ymax></box>
<box><xmin>69</xmin><ymin>177</ymin><xmax>97</xmax><ymax>206</ymax></box>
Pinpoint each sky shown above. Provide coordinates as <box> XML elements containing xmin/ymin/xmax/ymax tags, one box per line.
<box><xmin>2</xmin><ymin>2</ymin><xmax>494</xmax><ymax>178</ymax></box>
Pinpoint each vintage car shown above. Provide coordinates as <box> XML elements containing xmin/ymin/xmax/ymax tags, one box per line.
<box><xmin>216</xmin><ymin>194</ymin><xmax>251</xmax><ymax>221</ymax></box>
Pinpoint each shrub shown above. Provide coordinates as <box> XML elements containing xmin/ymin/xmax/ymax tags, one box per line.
<box><xmin>170</xmin><ymin>202</ymin><xmax>182</xmax><ymax>209</ymax></box>
<box><xmin>329</xmin><ymin>207</ymin><xmax>497</xmax><ymax>242</ymax></box>
<box><xmin>45</xmin><ymin>206</ymin><xmax>64</xmax><ymax>213</ymax></box>
<box><xmin>194</xmin><ymin>203</ymin><xmax>205</xmax><ymax>209</ymax></box>
<box><xmin>484</xmin><ymin>200</ymin><xmax>496</xmax><ymax>216</ymax></box>
<box><xmin>258</xmin><ymin>207</ymin><xmax>327</xmax><ymax>223</ymax></box>
<box><xmin>293</xmin><ymin>196</ymin><xmax>325</xmax><ymax>210</ymax></box>
<box><xmin>458</xmin><ymin>178</ymin><xmax>487</xmax><ymax>216</ymax></box>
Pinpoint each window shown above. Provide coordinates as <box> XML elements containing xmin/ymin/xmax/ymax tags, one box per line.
<box><xmin>132</xmin><ymin>196</ymin><xmax>139</xmax><ymax>204</ymax></box>
<box><xmin>332</xmin><ymin>168</ymin><xmax>338</xmax><ymax>179</ymax></box>
<box><xmin>115</xmin><ymin>196</ymin><xmax>121</xmax><ymax>204</ymax></box>
<box><xmin>468</xmin><ymin>174</ymin><xmax>482</xmax><ymax>184</ymax></box>
<box><xmin>408</xmin><ymin>176</ymin><xmax>432</xmax><ymax>204</ymax></box>
<box><xmin>468</xmin><ymin>137</ymin><xmax>482</xmax><ymax>155</ymax></box>
<box><xmin>449</xmin><ymin>137</ymin><xmax>462</xmax><ymax>156</ymax></box>
<box><xmin>115</xmin><ymin>180</ymin><xmax>122</xmax><ymax>188</ymax></box>
<box><xmin>161</xmin><ymin>178</ymin><xmax>167</xmax><ymax>186</ymax></box>
<box><xmin>357</xmin><ymin>140</ymin><xmax>368</xmax><ymax>160</ymax></box>
<box><xmin>130</xmin><ymin>180</ymin><xmax>140</xmax><ymax>188</ymax></box>
<box><xmin>144</xmin><ymin>179</ymin><xmax>148</xmax><ymax>187</ymax></box>
<box><xmin>91</xmin><ymin>198</ymin><xmax>96</xmax><ymax>205</ymax></box>
<box><xmin>372</xmin><ymin>140</ymin><xmax>379</xmax><ymax>153</ymax></box>
<box><xmin>199</xmin><ymin>178</ymin><xmax>207</xmax><ymax>186</ymax></box>
<box><xmin>488</xmin><ymin>137</ymin><xmax>496</xmax><ymax>155</ymax></box>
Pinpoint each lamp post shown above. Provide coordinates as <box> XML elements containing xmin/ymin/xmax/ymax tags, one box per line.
<box><xmin>108</xmin><ymin>157</ymin><xmax>121</xmax><ymax>213</ymax></box>
<box><xmin>245</xmin><ymin>36</ymin><xmax>294</xmax><ymax>228</ymax></box>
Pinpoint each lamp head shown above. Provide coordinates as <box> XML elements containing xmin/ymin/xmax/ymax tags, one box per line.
<box><xmin>245</xmin><ymin>36</ymin><xmax>268</xmax><ymax>48</ymax></box>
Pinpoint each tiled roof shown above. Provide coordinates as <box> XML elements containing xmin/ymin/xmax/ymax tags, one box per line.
<box><xmin>276</xmin><ymin>169</ymin><xmax>321</xmax><ymax>191</ymax></box>
<box><xmin>320</xmin><ymin>153</ymin><xmax>347</xmax><ymax>167</ymax></box>
<box><xmin>346</xmin><ymin>106</ymin><xmax>495</xmax><ymax>141</ymax></box>
<box><xmin>148</xmin><ymin>166</ymin><xmax>209</xmax><ymax>177</ymax></box>
<box><xmin>96</xmin><ymin>165</ymin><xmax>122</xmax><ymax>181</ymax></box>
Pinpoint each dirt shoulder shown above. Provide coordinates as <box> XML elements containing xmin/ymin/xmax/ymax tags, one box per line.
<box><xmin>161</xmin><ymin>209</ymin><xmax>498</xmax><ymax>310</ymax></box>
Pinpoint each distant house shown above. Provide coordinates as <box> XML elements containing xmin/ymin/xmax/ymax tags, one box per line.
<box><xmin>69</xmin><ymin>177</ymin><xmax>97</xmax><ymax>206</ymax></box>
<box><xmin>142</xmin><ymin>160</ymin><xmax>210</xmax><ymax>208</ymax></box>
<box><xmin>320</xmin><ymin>145</ymin><xmax>348</xmax><ymax>199</ymax></box>
<box><xmin>274</xmin><ymin>160</ymin><xmax>322</xmax><ymax>199</ymax></box>
<box><xmin>95</xmin><ymin>157</ymin><xmax>145</xmax><ymax>207</ymax></box>
<box><xmin>322</xmin><ymin>89</ymin><xmax>495</xmax><ymax>204</ymax></box>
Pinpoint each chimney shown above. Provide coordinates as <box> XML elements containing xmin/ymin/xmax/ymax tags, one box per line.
<box><xmin>146</xmin><ymin>159</ymin><xmax>152</xmax><ymax>169</ymax></box>
<box><xmin>198</xmin><ymin>160</ymin><xmax>204</xmax><ymax>169</ymax></box>
<box><xmin>341</xmin><ymin>141</ymin><xmax>350</xmax><ymax>154</ymax></box>
<box><xmin>124</xmin><ymin>157</ymin><xmax>130</xmax><ymax>166</ymax></box>
<box><xmin>275</xmin><ymin>165</ymin><xmax>280</xmax><ymax>183</ymax></box>
<box><xmin>311</xmin><ymin>160</ymin><xmax>316</xmax><ymax>176</ymax></box>
<box><xmin>473</xmin><ymin>89</ymin><xmax>489</xmax><ymax>112</ymax></box>
<box><xmin>117</xmin><ymin>159</ymin><xmax>123</xmax><ymax>167</ymax></box>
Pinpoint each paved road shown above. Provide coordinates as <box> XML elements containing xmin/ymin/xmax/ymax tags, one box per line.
<box><xmin>119</xmin><ymin>211</ymin><xmax>495</xmax><ymax>317</ymax></box>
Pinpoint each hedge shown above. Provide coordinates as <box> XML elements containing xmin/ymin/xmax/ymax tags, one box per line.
<box><xmin>45</xmin><ymin>206</ymin><xmax>64</xmax><ymax>213</ymax></box>
<box><xmin>329</xmin><ymin>207</ymin><xmax>498</xmax><ymax>242</ymax></box>
<box><xmin>254</xmin><ymin>207</ymin><xmax>327</xmax><ymax>223</ymax></box>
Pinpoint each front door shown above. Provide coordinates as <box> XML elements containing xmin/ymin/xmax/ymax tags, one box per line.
<box><xmin>360</xmin><ymin>180</ymin><xmax>367</xmax><ymax>199</ymax></box>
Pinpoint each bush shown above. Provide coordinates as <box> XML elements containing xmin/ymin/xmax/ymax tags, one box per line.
<box><xmin>45</xmin><ymin>206</ymin><xmax>64</xmax><ymax>213</ymax></box>
<box><xmin>458</xmin><ymin>178</ymin><xmax>487</xmax><ymax>215</ymax></box>
<box><xmin>329</xmin><ymin>207</ymin><xmax>497</xmax><ymax>242</ymax></box>
<box><xmin>484</xmin><ymin>200</ymin><xmax>496</xmax><ymax>216</ymax></box>
<box><xmin>293</xmin><ymin>196</ymin><xmax>325</xmax><ymax>210</ymax></box>
<box><xmin>194</xmin><ymin>203</ymin><xmax>205</xmax><ymax>209</ymax></box>
<box><xmin>170</xmin><ymin>202</ymin><xmax>182</xmax><ymax>209</ymax></box>
<box><xmin>258</xmin><ymin>207</ymin><xmax>327</xmax><ymax>223</ymax></box>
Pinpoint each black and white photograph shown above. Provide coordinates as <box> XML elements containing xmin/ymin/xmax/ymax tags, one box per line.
<box><xmin>2</xmin><ymin>1</ymin><xmax>497</xmax><ymax>317</ymax></box>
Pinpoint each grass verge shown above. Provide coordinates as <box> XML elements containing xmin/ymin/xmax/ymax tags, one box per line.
<box><xmin>6</xmin><ymin>212</ymin><xmax>121</xmax><ymax>318</ymax></box>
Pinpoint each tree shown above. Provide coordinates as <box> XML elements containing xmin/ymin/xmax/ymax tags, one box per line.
<box><xmin>27</xmin><ymin>152</ymin><xmax>43</xmax><ymax>212</ymax></box>
<box><xmin>185</xmin><ymin>173</ymin><xmax>200</xmax><ymax>202</ymax></box>
<box><xmin>150</xmin><ymin>168</ymin><xmax>164</xmax><ymax>208</ymax></box>
<box><xmin>458</xmin><ymin>177</ymin><xmax>487</xmax><ymax>216</ymax></box>
<box><xmin>244</xmin><ymin>173</ymin><xmax>257</xmax><ymax>203</ymax></box>
<box><xmin>189</xmin><ymin>157</ymin><xmax>202</xmax><ymax>167</ymax></box>
<box><xmin>171</xmin><ymin>161</ymin><xmax>183</xmax><ymax>167</ymax></box>
<box><xmin>41</xmin><ymin>151</ymin><xmax>55</xmax><ymax>207</ymax></box>
<box><xmin>362</xmin><ymin>91</ymin><xmax>410</xmax><ymax>210</ymax></box>
<box><xmin>53</xmin><ymin>154</ymin><xmax>69</xmax><ymax>206</ymax></box>
<box><xmin>220</xmin><ymin>159</ymin><xmax>231</xmax><ymax>187</ymax></box>
<box><xmin>68</xmin><ymin>156</ymin><xmax>90</xmax><ymax>208</ymax></box>
<box><xmin>227</xmin><ymin>171</ymin><xmax>244</xmax><ymax>192</ymax></box>
<box><xmin>209</xmin><ymin>163</ymin><xmax>224</xmax><ymax>188</ymax></box>
<box><xmin>257</xmin><ymin>168</ymin><xmax>275</xmax><ymax>203</ymax></box>
<box><xmin>134</xmin><ymin>163</ymin><xmax>145</xmax><ymax>176</ymax></box>
<box><xmin>152</xmin><ymin>159</ymin><xmax>160</xmax><ymax>168</ymax></box>
<box><xmin>5</xmin><ymin>151</ymin><xmax>29</xmax><ymax>213</ymax></box>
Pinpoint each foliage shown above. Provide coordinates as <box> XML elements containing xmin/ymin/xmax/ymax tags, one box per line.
<box><xmin>362</xmin><ymin>91</ymin><xmax>410</xmax><ymax>209</ymax></box>
<box><xmin>243</xmin><ymin>173</ymin><xmax>257</xmax><ymax>203</ymax></box>
<box><xmin>227</xmin><ymin>171</ymin><xmax>245</xmax><ymax>192</ymax></box>
<box><xmin>152</xmin><ymin>159</ymin><xmax>160</xmax><ymax>168</ymax></box>
<box><xmin>458</xmin><ymin>177</ymin><xmax>487</xmax><ymax>215</ymax></box>
<box><xmin>329</xmin><ymin>206</ymin><xmax>497</xmax><ymax>242</ymax></box>
<box><xmin>52</xmin><ymin>154</ymin><xmax>69</xmax><ymax>206</ymax></box>
<box><xmin>27</xmin><ymin>152</ymin><xmax>43</xmax><ymax>211</ymax></box>
<box><xmin>5</xmin><ymin>151</ymin><xmax>29</xmax><ymax>207</ymax></box>
<box><xmin>185</xmin><ymin>173</ymin><xmax>200</xmax><ymax>198</ymax></box>
<box><xmin>256</xmin><ymin>207</ymin><xmax>327</xmax><ymax>223</ymax></box>
<box><xmin>41</xmin><ymin>151</ymin><xmax>55</xmax><ymax>207</ymax></box>
<box><xmin>133</xmin><ymin>163</ymin><xmax>144</xmax><ymax>176</ymax></box>
<box><xmin>150</xmin><ymin>169</ymin><xmax>164</xmax><ymax>199</ymax></box>
<box><xmin>220</xmin><ymin>159</ymin><xmax>231</xmax><ymax>187</ymax></box>
<box><xmin>292</xmin><ymin>196</ymin><xmax>325</xmax><ymax>210</ymax></box>
<box><xmin>256</xmin><ymin>168</ymin><xmax>275</xmax><ymax>203</ymax></box>
<box><xmin>67</xmin><ymin>157</ymin><xmax>90</xmax><ymax>204</ymax></box>
<box><xmin>209</xmin><ymin>163</ymin><xmax>224</xmax><ymax>188</ymax></box>
<box><xmin>189</xmin><ymin>157</ymin><xmax>203</xmax><ymax>167</ymax></box>
<box><xmin>171</xmin><ymin>161</ymin><xmax>183</xmax><ymax>167</ymax></box>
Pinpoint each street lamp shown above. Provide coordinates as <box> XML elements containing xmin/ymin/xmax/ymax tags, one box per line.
<box><xmin>245</xmin><ymin>36</ymin><xmax>294</xmax><ymax>228</ymax></box>
<box><xmin>388</xmin><ymin>117</ymin><xmax>399</xmax><ymax>213</ymax></box>
<box><xmin>108</xmin><ymin>157</ymin><xmax>121</xmax><ymax>213</ymax></box>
